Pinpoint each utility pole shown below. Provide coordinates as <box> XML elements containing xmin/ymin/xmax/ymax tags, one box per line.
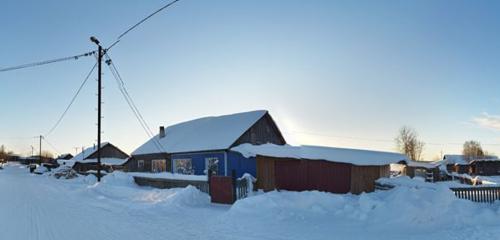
<box><xmin>39</xmin><ymin>135</ymin><xmax>42</xmax><ymax>164</ymax></box>
<box><xmin>91</xmin><ymin>36</ymin><xmax>103</xmax><ymax>182</ymax></box>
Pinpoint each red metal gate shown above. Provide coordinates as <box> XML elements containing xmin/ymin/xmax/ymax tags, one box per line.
<box><xmin>275</xmin><ymin>159</ymin><xmax>351</xmax><ymax>193</ymax></box>
<box><xmin>210</xmin><ymin>176</ymin><xmax>234</xmax><ymax>204</ymax></box>
<box><xmin>275</xmin><ymin>160</ymin><xmax>307</xmax><ymax>191</ymax></box>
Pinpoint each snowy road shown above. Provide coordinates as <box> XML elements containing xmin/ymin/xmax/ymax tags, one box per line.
<box><xmin>1</xmin><ymin>164</ymin><xmax>500</xmax><ymax>240</ymax></box>
<box><xmin>0</xmin><ymin>164</ymin><xmax>227</xmax><ymax>240</ymax></box>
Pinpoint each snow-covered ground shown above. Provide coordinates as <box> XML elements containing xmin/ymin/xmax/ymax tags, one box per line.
<box><xmin>1</xmin><ymin>163</ymin><xmax>500</xmax><ymax>240</ymax></box>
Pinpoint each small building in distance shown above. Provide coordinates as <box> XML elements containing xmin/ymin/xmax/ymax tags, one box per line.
<box><xmin>469</xmin><ymin>158</ymin><xmax>500</xmax><ymax>176</ymax></box>
<box><xmin>70</xmin><ymin>142</ymin><xmax>129</xmax><ymax>174</ymax></box>
<box><xmin>232</xmin><ymin>143</ymin><xmax>408</xmax><ymax>194</ymax></box>
<box><xmin>443</xmin><ymin>155</ymin><xmax>470</xmax><ymax>174</ymax></box>
<box><xmin>401</xmin><ymin>160</ymin><xmax>443</xmax><ymax>182</ymax></box>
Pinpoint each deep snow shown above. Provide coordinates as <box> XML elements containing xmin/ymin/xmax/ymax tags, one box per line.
<box><xmin>1</xmin><ymin>163</ymin><xmax>500</xmax><ymax>240</ymax></box>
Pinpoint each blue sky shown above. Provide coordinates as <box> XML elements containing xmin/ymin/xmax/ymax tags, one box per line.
<box><xmin>1</xmin><ymin>0</ymin><xmax>500</xmax><ymax>159</ymax></box>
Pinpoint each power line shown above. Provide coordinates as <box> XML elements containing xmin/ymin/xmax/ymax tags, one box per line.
<box><xmin>104</xmin><ymin>53</ymin><xmax>166</xmax><ymax>153</ymax></box>
<box><xmin>44</xmin><ymin>62</ymin><xmax>97</xmax><ymax>137</ymax></box>
<box><xmin>107</xmin><ymin>0</ymin><xmax>182</xmax><ymax>50</ymax></box>
<box><xmin>0</xmin><ymin>51</ymin><xmax>95</xmax><ymax>73</ymax></box>
<box><xmin>42</xmin><ymin>137</ymin><xmax>60</xmax><ymax>155</ymax></box>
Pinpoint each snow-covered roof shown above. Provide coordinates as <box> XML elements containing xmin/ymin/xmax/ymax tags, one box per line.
<box><xmin>469</xmin><ymin>158</ymin><xmax>500</xmax><ymax>163</ymax></box>
<box><xmin>231</xmin><ymin>143</ymin><xmax>408</xmax><ymax>166</ymax></box>
<box><xmin>444</xmin><ymin>154</ymin><xmax>499</xmax><ymax>165</ymax></box>
<box><xmin>70</xmin><ymin>142</ymin><xmax>111</xmax><ymax>161</ymax></box>
<box><xmin>443</xmin><ymin>155</ymin><xmax>468</xmax><ymax>165</ymax></box>
<box><xmin>132</xmin><ymin>110</ymin><xmax>268</xmax><ymax>155</ymax></box>
<box><xmin>405</xmin><ymin>160</ymin><xmax>442</xmax><ymax>168</ymax></box>
<box><xmin>75</xmin><ymin>158</ymin><xmax>128</xmax><ymax>166</ymax></box>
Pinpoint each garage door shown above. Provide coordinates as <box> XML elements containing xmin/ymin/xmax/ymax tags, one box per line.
<box><xmin>275</xmin><ymin>159</ymin><xmax>351</xmax><ymax>193</ymax></box>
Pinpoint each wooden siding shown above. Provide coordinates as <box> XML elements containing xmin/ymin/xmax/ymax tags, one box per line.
<box><xmin>125</xmin><ymin>153</ymin><xmax>171</xmax><ymax>172</ymax></box>
<box><xmin>256</xmin><ymin>156</ymin><xmax>276</xmax><ymax>191</ymax></box>
<box><xmin>350</xmin><ymin>165</ymin><xmax>389</xmax><ymax>194</ymax></box>
<box><xmin>269</xmin><ymin>157</ymin><xmax>352</xmax><ymax>194</ymax></box>
<box><xmin>232</xmin><ymin>113</ymin><xmax>286</xmax><ymax>147</ymax></box>
<box><xmin>85</xmin><ymin>144</ymin><xmax>129</xmax><ymax>160</ymax></box>
<box><xmin>306</xmin><ymin>160</ymin><xmax>351</xmax><ymax>193</ymax></box>
<box><xmin>470</xmin><ymin>161</ymin><xmax>500</xmax><ymax>176</ymax></box>
<box><xmin>454</xmin><ymin>164</ymin><xmax>470</xmax><ymax>174</ymax></box>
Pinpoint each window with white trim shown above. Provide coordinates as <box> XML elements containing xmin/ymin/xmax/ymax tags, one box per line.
<box><xmin>151</xmin><ymin>159</ymin><xmax>166</xmax><ymax>173</ymax></box>
<box><xmin>205</xmin><ymin>157</ymin><xmax>219</xmax><ymax>175</ymax></box>
<box><xmin>174</xmin><ymin>158</ymin><xmax>193</xmax><ymax>175</ymax></box>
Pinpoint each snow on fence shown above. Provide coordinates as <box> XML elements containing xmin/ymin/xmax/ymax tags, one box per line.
<box><xmin>450</xmin><ymin>187</ymin><xmax>500</xmax><ymax>203</ymax></box>
<box><xmin>133</xmin><ymin>176</ymin><xmax>209</xmax><ymax>194</ymax></box>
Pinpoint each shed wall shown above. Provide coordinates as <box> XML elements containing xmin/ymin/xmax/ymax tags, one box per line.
<box><xmin>350</xmin><ymin>165</ymin><xmax>389</xmax><ymax>194</ymax></box>
<box><xmin>256</xmin><ymin>156</ymin><xmax>276</xmax><ymax>191</ymax></box>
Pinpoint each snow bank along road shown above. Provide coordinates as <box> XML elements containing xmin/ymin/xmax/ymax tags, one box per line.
<box><xmin>1</xmin><ymin>164</ymin><xmax>500</xmax><ymax>240</ymax></box>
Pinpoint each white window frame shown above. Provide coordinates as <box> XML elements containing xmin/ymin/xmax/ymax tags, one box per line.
<box><xmin>174</xmin><ymin>158</ymin><xmax>193</xmax><ymax>174</ymax></box>
<box><xmin>205</xmin><ymin>157</ymin><xmax>219</xmax><ymax>175</ymax></box>
<box><xmin>151</xmin><ymin>159</ymin><xmax>166</xmax><ymax>173</ymax></box>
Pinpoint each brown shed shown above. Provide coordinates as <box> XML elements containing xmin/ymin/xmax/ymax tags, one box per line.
<box><xmin>234</xmin><ymin>144</ymin><xmax>406</xmax><ymax>194</ymax></box>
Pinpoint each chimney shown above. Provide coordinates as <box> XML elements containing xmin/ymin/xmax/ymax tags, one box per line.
<box><xmin>159</xmin><ymin>126</ymin><xmax>166</xmax><ymax>138</ymax></box>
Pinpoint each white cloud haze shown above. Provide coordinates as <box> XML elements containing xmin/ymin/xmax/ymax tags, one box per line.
<box><xmin>474</xmin><ymin>113</ymin><xmax>500</xmax><ymax>131</ymax></box>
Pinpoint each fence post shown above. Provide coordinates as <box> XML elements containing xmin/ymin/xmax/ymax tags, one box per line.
<box><xmin>232</xmin><ymin>169</ymin><xmax>237</xmax><ymax>203</ymax></box>
<box><xmin>208</xmin><ymin>170</ymin><xmax>212</xmax><ymax>197</ymax></box>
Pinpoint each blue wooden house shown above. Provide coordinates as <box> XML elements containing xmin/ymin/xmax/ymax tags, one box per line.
<box><xmin>127</xmin><ymin>110</ymin><xmax>286</xmax><ymax>177</ymax></box>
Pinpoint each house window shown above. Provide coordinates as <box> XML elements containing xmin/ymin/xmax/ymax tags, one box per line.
<box><xmin>414</xmin><ymin>168</ymin><xmax>427</xmax><ymax>178</ymax></box>
<box><xmin>174</xmin><ymin>158</ymin><xmax>193</xmax><ymax>174</ymax></box>
<box><xmin>151</xmin><ymin>159</ymin><xmax>167</xmax><ymax>173</ymax></box>
<box><xmin>137</xmin><ymin>160</ymin><xmax>145</xmax><ymax>170</ymax></box>
<box><xmin>205</xmin><ymin>157</ymin><xmax>219</xmax><ymax>175</ymax></box>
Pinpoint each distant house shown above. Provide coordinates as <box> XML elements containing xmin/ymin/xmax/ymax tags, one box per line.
<box><xmin>401</xmin><ymin>160</ymin><xmax>443</xmax><ymax>182</ymax></box>
<box><xmin>70</xmin><ymin>142</ymin><xmax>129</xmax><ymax>173</ymax></box>
<box><xmin>127</xmin><ymin>110</ymin><xmax>286</xmax><ymax>177</ymax></box>
<box><xmin>232</xmin><ymin>143</ymin><xmax>408</xmax><ymax>194</ymax></box>
<box><xmin>469</xmin><ymin>158</ymin><xmax>500</xmax><ymax>176</ymax></box>
<box><xmin>444</xmin><ymin>154</ymin><xmax>499</xmax><ymax>175</ymax></box>
<box><xmin>443</xmin><ymin>155</ymin><xmax>470</xmax><ymax>174</ymax></box>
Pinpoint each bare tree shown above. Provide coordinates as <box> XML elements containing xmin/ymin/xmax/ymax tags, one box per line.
<box><xmin>0</xmin><ymin>145</ymin><xmax>13</xmax><ymax>161</ymax></box>
<box><xmin>395</xmin><ymin>126</ymin><xmax>425</xmax><ymax>161</ymax></box>
<box><xmin>463</xmin><ymin>140</ymin><xmax>484</xmax><ymax>162</ymax></box>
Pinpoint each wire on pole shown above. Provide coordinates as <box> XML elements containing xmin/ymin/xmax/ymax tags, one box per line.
<box><xmin>0</xmin><ymin>51</ymin><xmax>96</xmax><ymax>73</ymax></box>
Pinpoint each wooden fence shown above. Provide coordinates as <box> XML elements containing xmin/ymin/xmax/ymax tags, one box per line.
<box><xmin>134</xmin><ymin>172</ymin><xmax>251</xmax><ymax>204</ymax></box>
<box><xmin>133</xmin><ymin>176</ymin><xmax>209</xmax><ymax>194</ymax></box>
<box><xmin>450</xmin><ymin>187</ymin><xmax>500</xmax><ymax>203</ymax></box>
<box><xmin>235</xmin><ymin>178</ymin><xmax>249</xmax><ymax>200</ymax></box>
